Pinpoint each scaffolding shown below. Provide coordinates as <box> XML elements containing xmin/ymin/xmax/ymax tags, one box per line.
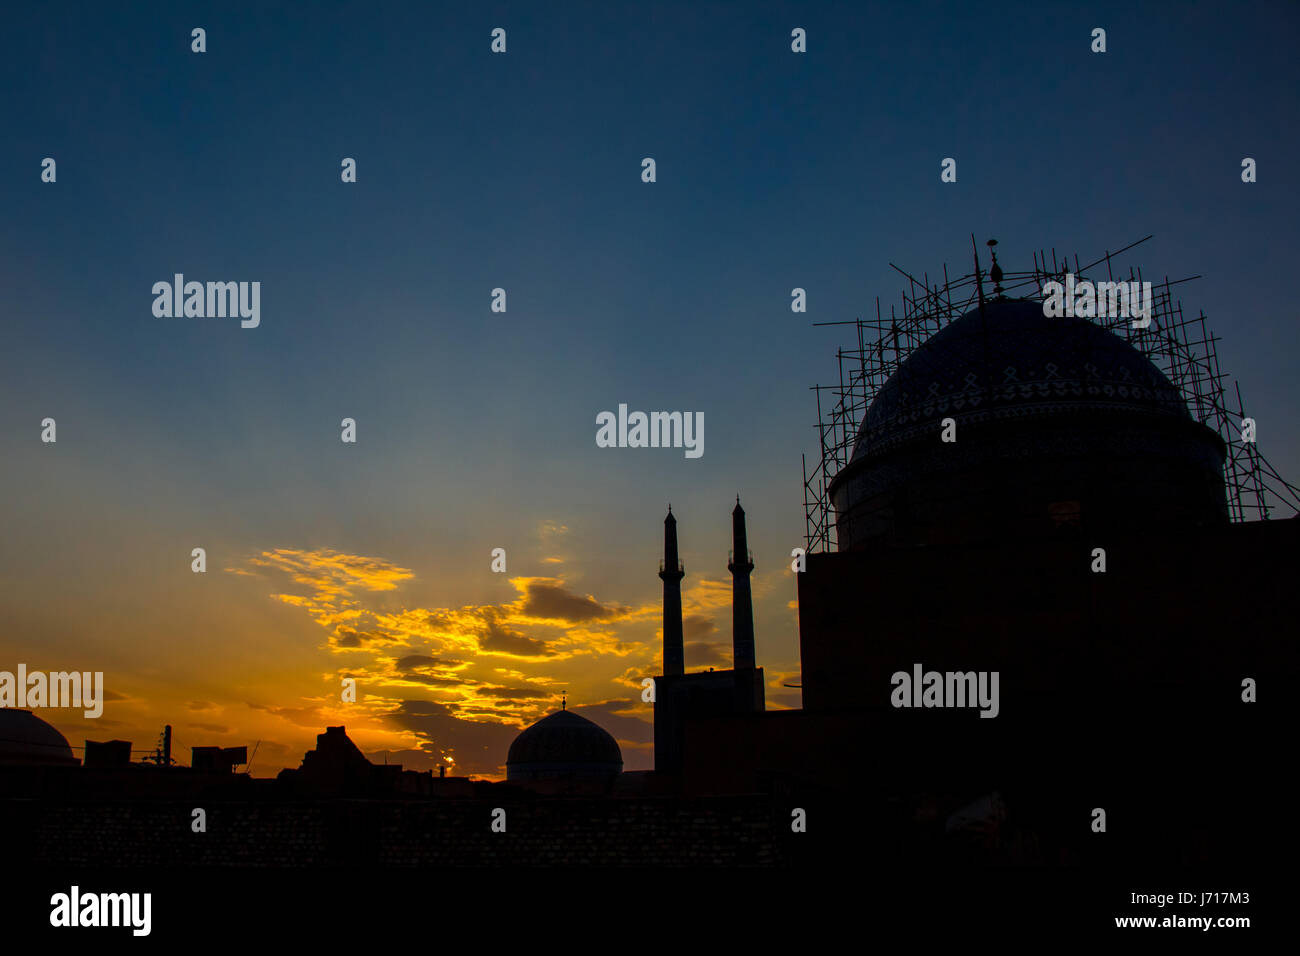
<box><xmin>802</xmin><ymin>235</ymin><xmax>1300</xmax><ymax>553</ymax></box>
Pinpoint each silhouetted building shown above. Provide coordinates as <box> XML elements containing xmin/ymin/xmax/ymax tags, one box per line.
<box><xmin>650</xmin><ymin>274</ymin><xmax>1292</xmax><ymax>869</ymax></box>
<box><xmin>191</xmin><ymin>745</ymin><xmax>248</xmax><ymax>774</ymax></box>
<box><xmin>798</xmin><ymin>296</ymin><xmax>1284</xmax><ymax>738</ymax></box>
<box><xmin>278</xmin><ymin>726</ymin><xmax>402</xmax><ymax>795</ymax></box>
<box><xmin>83</xmin><ymin>739</ymin><xmax>132</xmax><ymax>768</ymax></box>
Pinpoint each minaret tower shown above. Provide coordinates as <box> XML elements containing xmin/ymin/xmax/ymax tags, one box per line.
<box><xmin>659</xmin><ymin>506</ymin><xmax>685</xmax><ymax>676</ymax></box>
<box><xmin>728</xmin><ymin>496</ymin><xmax>756</xmax><ymax>670</ymax></box>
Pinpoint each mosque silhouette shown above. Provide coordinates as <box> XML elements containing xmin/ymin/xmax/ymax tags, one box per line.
<box><xmin>4</xmin><ymin>259</ymin><xmax>1291</xmax><ymax>873</ymax></box>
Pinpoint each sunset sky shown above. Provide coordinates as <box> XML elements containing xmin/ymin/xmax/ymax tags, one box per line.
<box><xmin>2</xmin><ymin>1</ymin><xmax>1297</xmax><ymax>778</ymax></box>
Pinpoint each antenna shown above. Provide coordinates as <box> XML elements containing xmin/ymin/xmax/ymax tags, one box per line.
<box><xmin>244</xmin><ymin>740</ymin><xmax>261</xmax><ymax>776</ymax></box>
<box><xmin>143</xmin><ymin>725</ymin><xmax>175</xmax><ymax>767</ymax></box>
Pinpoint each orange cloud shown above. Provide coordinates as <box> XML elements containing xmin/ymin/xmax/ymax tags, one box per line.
<box><xmin>235</xmin><ymin>548</ymin><xmax>664</xmax><ymax>775</ymax></box>
<box><xmin>683</xmin><ymin>577</ymin><xmax>731</xmax><ymax>612</ymax></box>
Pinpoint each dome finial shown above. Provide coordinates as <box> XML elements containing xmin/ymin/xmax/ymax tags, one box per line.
<box><xmin>987</xmin><ymin>239</ymin><xmax>1004</xmax><ymax>296</ymax></box>
<box><xmin>561</xmin><ymin>692</ymin><xmax>566</xmax><ymax>711</ymax></box>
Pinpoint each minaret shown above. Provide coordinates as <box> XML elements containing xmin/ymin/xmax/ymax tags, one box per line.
<box><xmin>659</xmin><ymin>507</ymin><xmax>685</xmax><ymax>676</ymax></box>
<box><xmin>728</xmin><ymin>496</ymin><xmax>756</xmax><ymax>669</ymax></box>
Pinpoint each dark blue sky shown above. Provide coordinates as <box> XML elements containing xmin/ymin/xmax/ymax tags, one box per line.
<box><xmin>2</xmin><ymin>1</ymin><xmax>1297</xmax><ymax>773</ymax></box>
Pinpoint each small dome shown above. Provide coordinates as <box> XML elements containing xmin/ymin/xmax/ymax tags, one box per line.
<box><xmin>506</xmin><ymin>710</ymin><xmax>622</xmax><ymax>782</ymax></box>
<box><xmin>0</xmin><ymin>709</ymin><xmax>79</xmax><ymax>766</ymax></box>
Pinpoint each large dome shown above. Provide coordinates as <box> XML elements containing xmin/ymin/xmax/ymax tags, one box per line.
<box><xmin>0</xmin><ymin>709</ymin><xmax>79</xmax><ymax>766</ymax></box>
<box><xmin>829</xmin><ymin>298</ymin><xmax>1228</xmax><ymax>549</ymax></box>
<box><xmin>506</xmin><ymin>710</ymin><xmax>622</xmax><ymax>782</ymax></box>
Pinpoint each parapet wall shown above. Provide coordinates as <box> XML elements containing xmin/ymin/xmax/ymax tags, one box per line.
<box><xmin>6</xmin><ymin>795</ymin><xmax>789</xmax><ymax>867</ymax></box>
